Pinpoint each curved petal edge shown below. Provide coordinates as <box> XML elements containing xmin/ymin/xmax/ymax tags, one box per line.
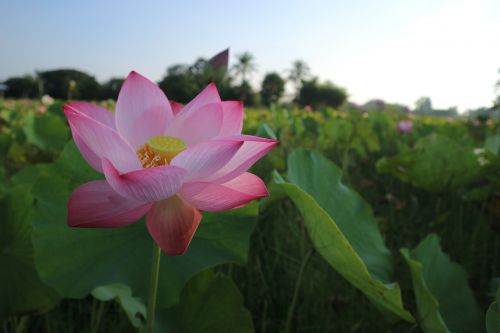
<box><xmin>181</xmin><ymin>172</ymin><xmax>268</xmax><ymax>211</ymax></box>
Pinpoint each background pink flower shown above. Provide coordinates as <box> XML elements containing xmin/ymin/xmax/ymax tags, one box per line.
<box><xmin>64</xmin><ymin>71</ymin><xmax>277</xmax><ymax>255</ymax></box>
<box><xmin>397</xmin><ymin>120</ymin><xmax>413</xmax><ymax>133</ymax></box>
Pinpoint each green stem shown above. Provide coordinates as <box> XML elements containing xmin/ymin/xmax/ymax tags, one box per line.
<box><xmin>284</xmin><ymin>249</ymin><xmax>313</xmax><ymax>333</ymax></box>
<box><xmin>146</xmin><ymin>244</ymin><xmax>162</xmax><ymax>333</ymax></box>
<box><xmin>93</xmin><ymin>301</ymin><xmax>106</xmax><ymax>333</ymax></box>
<box><xmin>15</xmin><ymin>316</ymin><xmax>29</xmax><ymax>333</ymax></box>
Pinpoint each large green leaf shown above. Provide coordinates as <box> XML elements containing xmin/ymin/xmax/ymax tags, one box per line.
<box><xmin>156</xmin><ymin>270</ymin><xmax>254</xmax><ymax>333</ymax></box>
<box><xmin>402</xmin><ymin>234</ymin><xmax>484</xmax><ymax>333</ymax></box>
<box><xmin>31</xmin><ymin>141</ymin><xmax>258</xmax><ymax>308</ymax></box>
<box><xmin>376</xmin><ymin>134</ymin><xmax>483</xmax><ymax>192</ymax></box>
<box><xmin>269</xmin><ymin>149</ymin><xmax>413</xmax><ymax>322</ymax></box>
<box><xmin>0</xmin><ymin>186</ymin><xmax>60</xmax><ymax>319</ymax></box>
<box><xmin>23</xmin><ymin>112</ymin><xmax>69</xmax><ymax>151</ymax></box>
<box><xmin>91</xmin><ymin>284</ymin><xmax>146</xmax><ymax>328</ymax></box>
<box><xmin>9</xmin><ymin>164</ymin><xmax>46</xmax><ymax>188</ymax></box>
<box><xmin>487</xmin><ymin>285</ymin><xmax>500</xmax><ymax>333</ymax></box>
<box><xmin>287</xmin><ymin>149</ymin><xmax>392</xmax><ymax>281</ymax></box>
<box><xmin>400</xmin><ymin>249</ymin><xmax>449</xmax><ymax>333</ymax></box>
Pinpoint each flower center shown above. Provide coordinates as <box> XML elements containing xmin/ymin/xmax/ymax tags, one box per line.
<box><xmin>137</xmin><ymin>136</ymin><xmax>187</xmax><ymax>168</ymax></box>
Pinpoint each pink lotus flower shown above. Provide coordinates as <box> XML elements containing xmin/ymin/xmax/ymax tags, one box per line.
<box><xmin>63</xmin><ymin>71</ymin><xmax>277</xmax><ymax>255</ymax></box>
<box><xmin>397</xmin><ymin>120</ymin><xmax>413</xmax><ymax>133</ymax></box>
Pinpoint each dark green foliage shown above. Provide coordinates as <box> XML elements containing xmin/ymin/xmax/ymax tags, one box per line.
<box><xmin>158</xmin><ymin>64</ymin><xmax>200</xmax><ymax>102</ymax></box>
<box><xmin>3</xmin><ymin>76</ymin><xmax>38</xmax><ymax>98</ymax></box>
<box><xmin>157</xmin><ymin>50</ymin><xmax>231</xmax><ymax>103</ymax></box>
<box><xmin>158</xmin><ymin>271</ymin><xmax>254</xmax><ymax>333</ymax></box>
<box><xmin>39</xmin><ymin>69</ymin><xmax>100</xmax><ymax>100</ymax></box>
<box><xmin>233</xmin><ymin>81</ymin><xmax>257</xmax><ymax>106</ymax></box>
<box><xmin>297</xmin><ymin>78</ymin><xmax>347</xmax><ymax>108</ymax></box>
<box><xmin>157</xmin><ymin>50</ymin><xmax>258</xmax><ymax>105</ymax></box>
<box><xmin>99</xmin><ymin>78</ymin><xmax>124</xmax><ymax>100</ymax></box>
<box><xmin>261</xmin><ymin>72</ymin><xmax>285</xmax><ymax>106</ymax></box>
<box><xmin>158</xmin><ymin>60</ymin><xmax>239</xmax><ymax>103</ymax></box>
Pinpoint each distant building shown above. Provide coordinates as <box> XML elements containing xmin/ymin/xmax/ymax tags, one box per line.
<box><xmin>413</xmin><ymin>107</ymin><xmax>458</xmax><ymax>117</ymax></box>
<box><xmin>412</xmin><ymin>96</ymin><xmax>459</xmax><ymax>117</ymax></box>
<box><xmin>466</xmin><ymin>107</ymin><xmax>500</xmax><ymax>120</ymax></box>
<box><xmin>362</xmin><ymin>99</ymin><xmax>385</xmax><ymax>111</ymax></box>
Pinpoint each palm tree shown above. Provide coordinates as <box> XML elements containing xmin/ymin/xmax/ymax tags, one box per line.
<box><xmin>287</xmin><ymin>60</ymin><xmax>311</xmax><ymax>96</ymax></box>
<box><xmin>232</xmin><ymin>52</ymin><xmax>257</xmax><ymax>84</ymax></box>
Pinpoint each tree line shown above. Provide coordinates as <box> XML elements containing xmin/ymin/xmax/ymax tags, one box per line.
<box><xmin>1</xmin><ymin>51</ymin><xmax>347</xmax><ymax>108</ymax></box>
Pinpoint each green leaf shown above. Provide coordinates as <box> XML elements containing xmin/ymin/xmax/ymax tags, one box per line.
<box><xmin>31</xmin><ymin>141</ymin><xmax>258</xmax><ymax>308</ymax></box>
<box><xmin>8</xmin><ymin>164</ymin><xmax>46</xmax><ymax>188</ymax></box>
<box><xmin>269</xmin><ymin>149</ymin><xmax>413</xmax><ymax>322</ymax></box>
<box><xmin>486</xmin><ymin>285</ymin><xmax>500</xmax><ymax>333</ymax></box>
<box><xmin>402</xmin><ymin>234</ymin><xmax>484</xmax><ymax>333</ymax></box>
<box><xmin>0</xmin><ymin>185</ymin><xmax>60</xmax><ymax>319</ymax></box>
<box><xmin>287</xmin><ymin>149</ymin><xmax>393</xmax><ymax>281</ymax></box>
<box><xmin>255</xmin><ymin>123</ymin><xmax>277</xmax><ymax>140</ymax></box>
<box><xmin>7</xmin><ymin>142</ymin><xmax>29</xmax><ymax>164</ymax></box>
<box><xmin>23</xmin><ymin>112</ymin><xmax>69</xmax><ymax>151</ymax></box>
<box><xmin>91</xmin><ymin>284</ymin><xmax>146</xmax><ymax>328</ymax></box>
<box><xmin>157</xmin><ymin>270</ymin><xmax>254</xmax><ymax>333</ymax></box>
<box><xmin>376</xmin><ymin>134</ymin><xmax>483</xmax><ymax>192</ymax></box>
<box><xmin>318</xmin><ymin>118</ymin><xmax>353</xmax><ymax>149</ymax></box>
<box><xmin>400</xmin><ymin>249</ymin><xmax>449</xmax><ymax>333</ymax></box>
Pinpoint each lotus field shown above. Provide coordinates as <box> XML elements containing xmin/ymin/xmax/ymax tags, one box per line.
<box><xmin>1</xmin><ymin>82</ymin><xmax>500</xmax><ymax>333</ymax></box>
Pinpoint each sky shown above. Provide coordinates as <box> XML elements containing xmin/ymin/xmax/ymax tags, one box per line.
<box><xmin>1</xmin><ymin>0</ymin><xmax>499</xmax><ymax>111</ymax></box>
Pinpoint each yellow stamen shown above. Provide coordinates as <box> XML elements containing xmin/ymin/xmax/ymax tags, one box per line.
<box><xmin>137</xmin><ymin>136</ymin><xmax>187</xmax><ymax>168</ymax></box>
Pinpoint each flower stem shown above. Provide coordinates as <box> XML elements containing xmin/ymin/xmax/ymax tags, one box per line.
<box><xmin>284</xmin><ymin>249</ymin><xmax>313</xmax><ymax>333</ymax></box>
<box><xmin>146</xmin><ymin>244</ymin><xmax>162</xmax><ymax>333</ymax></box>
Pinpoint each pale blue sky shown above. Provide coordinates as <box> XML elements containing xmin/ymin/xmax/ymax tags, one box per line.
<box><xmin>1</xmin><ymin>0</ymin><xmax>499</xmax><ymax>111</ymax></box>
